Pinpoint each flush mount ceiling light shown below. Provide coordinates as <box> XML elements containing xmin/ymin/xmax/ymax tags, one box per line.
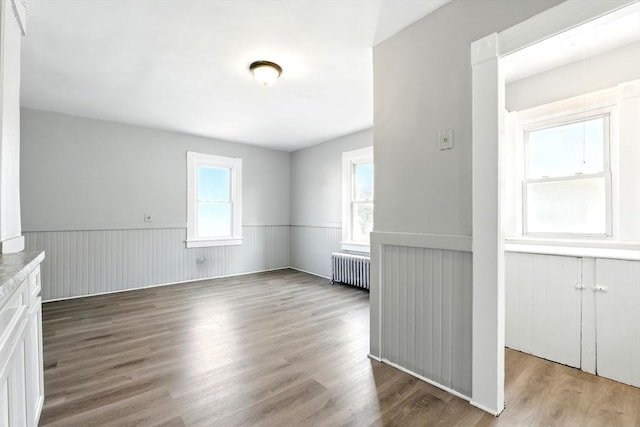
<box><xmin>249</xmin><ymin>60</ymin><xmax>282</xmax><ymax>86</ymax></box>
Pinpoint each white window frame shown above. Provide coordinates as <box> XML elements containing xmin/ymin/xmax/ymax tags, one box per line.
<box><xmin>516</xmin><ymin>104</ymin><xmax>615</xmax><ymax>240</ymax></box>
<box><xmin>341</xmin><ymin>146</ymin><xmax>374</xmax><ymax>253</ymax></box>
<box><xmin>186</xmin><ymin>151</ymin><xmax>242</xmax><ymax>248</ymax></box>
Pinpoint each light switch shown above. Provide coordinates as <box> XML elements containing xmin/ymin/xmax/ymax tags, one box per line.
<box><xmin>438</xmin><ymin>129</ymin><xmax>454</xmax><ymax>150</ymax></box>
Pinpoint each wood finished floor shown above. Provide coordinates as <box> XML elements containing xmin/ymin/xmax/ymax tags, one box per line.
<box><xmin>40</xmin><ymin>269</ymin><xmax>640</xmax><ymax>426</ymax></box>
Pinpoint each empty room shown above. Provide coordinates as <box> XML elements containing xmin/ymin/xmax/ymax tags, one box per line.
<box><xmin>2</xmin><ymin>0</ymin><xmax>640</xmax><ymax>426</ymax></box>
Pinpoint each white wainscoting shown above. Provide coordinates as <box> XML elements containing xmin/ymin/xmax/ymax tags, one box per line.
<box><xmin>24</xmin><ymin>226</ymin><xmax>290</xmax><ymax>301</ymax></box>
<box><xmin>370</xmin><ymin>232</ymin><xmax>473</xmax><ymax>399</ymax></box>
<box><xmin>289</xmin><ymin>226</ymin><xmax>341</xmax><ymax>278</ymax></box>
<box><xmin>381</xmin><ymin>245</ymin><xmax>473</xmax><ymax>397</ymax></box>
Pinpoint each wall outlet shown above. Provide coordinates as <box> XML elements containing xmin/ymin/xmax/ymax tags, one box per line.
<box><xmin>144</xmin><ymin>214</ymin><xmax>154</xmax><ymax>222</ymax></box>
<box><xmin>438</xmin><ymin>129</ymin><xmax>454</xmax><ymax>150</ymax></box>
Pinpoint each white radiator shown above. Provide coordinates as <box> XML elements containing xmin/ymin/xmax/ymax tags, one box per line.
<box><xmin>331</xmin><ymin>252</ymin><xmax>370</xmax><ymax>290</ymax></box>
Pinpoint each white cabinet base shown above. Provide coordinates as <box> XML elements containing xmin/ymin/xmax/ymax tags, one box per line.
<box><xmin>506</xmin><ymin>251</ymin><xmax>640</xmax><ymax>389</ymax></box>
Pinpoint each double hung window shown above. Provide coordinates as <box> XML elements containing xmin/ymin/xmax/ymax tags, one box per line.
<box><xmin>522</xmin><ymin>113</ymin><xmax>611</xmax><ymax>237</ymax></box>
<box><xmin>187</xmin><ymin>151</ymin><xmax>242</xmax><ymax>247</ymax></box>
<box><xmin>342</xmin><ymin>147</ymin><xmax>374</xmax><ymax>252</ymax></box>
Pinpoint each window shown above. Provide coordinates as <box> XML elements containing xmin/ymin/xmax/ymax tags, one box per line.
<box><xmin>342</xmin><ymin>147</ymin><xmax>374</xmax><ymax>252</ymax></box>
<box><xmin>522</xmin><ymin>113</ymin><xmax>611</xmax><ymax>237</ymax></box>
<box><xmin>187</xmin><ymin>151</ymin><xmax>242</xmax><ymax>247</ymax></box>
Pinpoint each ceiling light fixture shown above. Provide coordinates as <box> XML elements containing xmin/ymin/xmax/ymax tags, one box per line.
<box><xmin>249</xmin><ymin>60</ymin><xmax>282</xmax><ymax>86</ymax></box>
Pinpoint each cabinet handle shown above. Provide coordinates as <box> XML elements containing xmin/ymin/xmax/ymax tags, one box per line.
<box><xmin>594</xmin><ymin>285</ymin><xmax>609</xmax><ymax>293</ymax></box>
<box><xmin>575</xmin><ymin>283</ymin><xmax>586</xmax><ymax>290</ymax></box>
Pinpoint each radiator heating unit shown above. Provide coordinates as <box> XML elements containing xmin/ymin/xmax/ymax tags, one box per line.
<box><xmin>331</xmin><ymin>252</ymin><xmax>370</xmax><ymax>290</ymax></box>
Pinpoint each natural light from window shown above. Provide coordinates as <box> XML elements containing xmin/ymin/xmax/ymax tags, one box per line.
<box><xmin>342</xmin><ymin>146</ymin><xmax>374</xmax><ymax>252</ymax></box>
<box><xmin>524</xmin><ymin>115</ymin><xmax>610</xmax><ymax>236</ymax></box>
<box><xmin>187</xmin><ymin>152</ymin><xmax>242</xmax><ymax>248</ymax></box>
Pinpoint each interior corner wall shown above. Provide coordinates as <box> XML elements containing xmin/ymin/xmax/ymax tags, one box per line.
<box><xmin>371</xmin><ymin>0</ymin><xmax>562</xmax><ymax>399</ymax></box>
<box><xmin>21</xmin><ymin>108</ymin><xmax>291</xmax><ymax>300</ymax></box>
<box><xmin>289</xmin><ymin>128</ymin><xmax>373</xmax><ymax>277</ymax></box>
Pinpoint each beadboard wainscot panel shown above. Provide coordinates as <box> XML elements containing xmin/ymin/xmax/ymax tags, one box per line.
<box><xmin>289</xmin><ymin>226</ymin><xmax>341</xmax><ymax>278</ymax></box>
<box><xmin>24</xmin><ymin>226</ymin><xmax>290</xmax><ymax>301</ymax></box>
<box><xmin>370</xmin><ymin>231</ymin><xmax>473</xmax><ymax>399</ymax></box>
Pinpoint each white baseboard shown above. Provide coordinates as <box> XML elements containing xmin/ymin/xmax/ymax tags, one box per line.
<box><xmin>469</xmin><ymin>400</ymin><xmax>504</xmax><ymax>417</ymax></box>
<box><xmin>43</xmin><ymin>266</ymin><xmax>291</xmax><ymax>303</ymax></box>
<box><xmin>367</xmin><ymin>353</ymin><xmax>382</xmax><ymax>362</ymax></box>
<box><xmin>380</xmin><ymin>358</ymin><xmax>471</xmax><ymax>402</ymax></box>
<box><xmin>288</xmin><ymin>266</ymin><xmax>330</xmax><ymax>280</ymax></box>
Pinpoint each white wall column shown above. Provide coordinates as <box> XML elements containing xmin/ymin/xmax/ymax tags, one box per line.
<box><xmin>0</xmin><ymin>0</ymin><xmax>27</xmax><ymax>253</ymax></box>
<box><xmin>470</xmin><ymin>32</ymin><xmax>505</xmax><ymax>416</ymax></box>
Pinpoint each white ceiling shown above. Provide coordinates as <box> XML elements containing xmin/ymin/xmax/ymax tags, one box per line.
<box><xmin>21</xmin><ymin>0</ymin><xmax>449</xmax><ymax>151</ymax></box>
<box><xmin>503</xmin><ymin>2</ymin><xmax>640</xmax><ymax>83</ymax></box>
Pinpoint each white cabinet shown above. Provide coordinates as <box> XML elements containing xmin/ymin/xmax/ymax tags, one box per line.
<box><xmin>505</xmin><ymin>253</ymin><xmax>582</xmax><ymax>368</ymax></box>
<box><xmin>0</xmin><ymin>318</ymin><xmax>28</xmax><ymax>427</ymax></box>
<box><xmin>25</xmin><ymin>265</ymin><xmax>44</xmax><ymax>427</ymax></box>
<box><xmin>0</xmin><ymin>254</ymin><xmax>45</xmax><ymax>427</ymax></box>
<box><xmin>506</xmin><ymin>252</ymin><xmax>640</xmax><ymax>388</ymax></box>
<box><xmin>595</xmin><ymin>259</ymin><xmax>640</xmax><ymax>388</ymax></box>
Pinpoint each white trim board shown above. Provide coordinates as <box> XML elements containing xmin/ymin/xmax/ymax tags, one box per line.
<box><xmin>370</xmin><ymin>231</ymin><xmax>472</xmax><ymax>252</ymax></box>
<box><xmin>42</xmin><ymin>266</ymin><xmax>292</xmax><ymax>303</ymax></box>
<box><xmin>0</xmin><ymin>235</ymin><xmax>25</xmax><ymax>253</ymax></box>
<box><xmin>288</xmin><ymin>266</ymin><xmax>330</xmax><ymax>280</ymax></box>
<box><xmin>380</xmin><ymin>358</ymin><xmax>471</xmax><ymax>403</ymax></box>
<box><xmin>22</xmin><ymin>223</ymin><xmax>290</xmax><ymax>233</ymax></box>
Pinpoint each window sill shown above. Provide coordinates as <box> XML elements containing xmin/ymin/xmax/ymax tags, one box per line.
<box><xmin>340</xmin><ymin>241</ymin><xmax>370</xmax><ymax>254</ymax></box>
<box><xmin>504</xmin><ymin>238</ymin><xmax>640</xmax><ymax>260</ymax></box>
<box><xmin>186</xmin><ymin>238</ymin><xmax>242</xmax><ymax>248</ymax></box>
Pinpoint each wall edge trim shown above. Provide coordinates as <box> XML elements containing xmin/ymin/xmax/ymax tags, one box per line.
<box><xmin>371</xmin><ymin>231</ymin><xmax>472</xmax><ymax>252</ymax></box>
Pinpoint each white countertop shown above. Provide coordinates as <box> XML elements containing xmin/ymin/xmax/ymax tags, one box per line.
<box><xmin>0</xmin><ymin>251</ymin><xmax>45</xmax><ymax>308</ymax></box>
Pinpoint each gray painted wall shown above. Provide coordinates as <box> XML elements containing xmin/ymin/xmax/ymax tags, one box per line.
<box><xmin>506</xmin><ymin>41</ymin><xmax>640</xmax><ymax>112</ymax></box>
<box><xmin>373</xmin><ymin>0</ymin><xmax>562</xmax><ymax>236</ymax></box>
<box><xmin>20</xmin><ymin>110</ymin><xmax>372</xmax><ymax>294</ymax></box>
<box><xmin>21</xmin><ymin>109</ymin><xmax>292</xmax><ymax>299</ymax></box>
<box><xmin>290</xmin><ymin>128</ymin><xmax>372</xmax><ymax>227</ymax></box>
<box><xmin>21</xmin><ymin>109</ymin><xmax>290</xmax><ymax>231</ymax></box>
<box><xmin>289</xmin><ymin>128</ymin><xmax>372</xmax><ymax>277</ymax></box>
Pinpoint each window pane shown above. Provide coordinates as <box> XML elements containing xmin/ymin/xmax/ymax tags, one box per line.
<box><xmin>197</xmin><ymin>203</ymin><xmax>231</xmax><ymax>237</ymax></box>
<box><xmin>198</xmin><ymin>167</ymin><xmax>230</xmax><ymax>201</ymax></box>
<box><xmin>354</xmin><ymin>163</ymin><xmax>374</xmax><ymax>201</ymax></box>
<box><xmin>526</xmin><ymin>177</ymin><xmax>606</xmax><ymax>235</ymax></box>
<box><xmin>352</xmin><ymin>202</ymin><xmax>373</xmax><ymax>242</ymax></box>
<box><xmin>527</xmin><ymin>117</ymin><xmax>604</xmax><ymax>178</ymax></box>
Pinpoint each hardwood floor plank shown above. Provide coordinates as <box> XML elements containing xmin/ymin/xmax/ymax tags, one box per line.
<box><xmin>40</xmin><ymin>268</ymin><xmax>640</xmax><ymax>426</ymax></box>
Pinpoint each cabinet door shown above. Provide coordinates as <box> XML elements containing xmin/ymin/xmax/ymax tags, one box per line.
<box><xmin>25</xmin><ymin>298</ymin><xmax>44</xmax><ymax>427</ymax></box>
<box><xmin>595</xmin><ymin>258</ymin><xmax>640</xmax><ymax>387</ymax></box>
<box><xmin>0</xmin><ymin>320</ymin><xmax>28</xmax><ymax>427</ymax></box>
<box><xmin>506</xmin><ymin>253</ymin><xmax>582</xmax><ymax>368</ymax></box>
